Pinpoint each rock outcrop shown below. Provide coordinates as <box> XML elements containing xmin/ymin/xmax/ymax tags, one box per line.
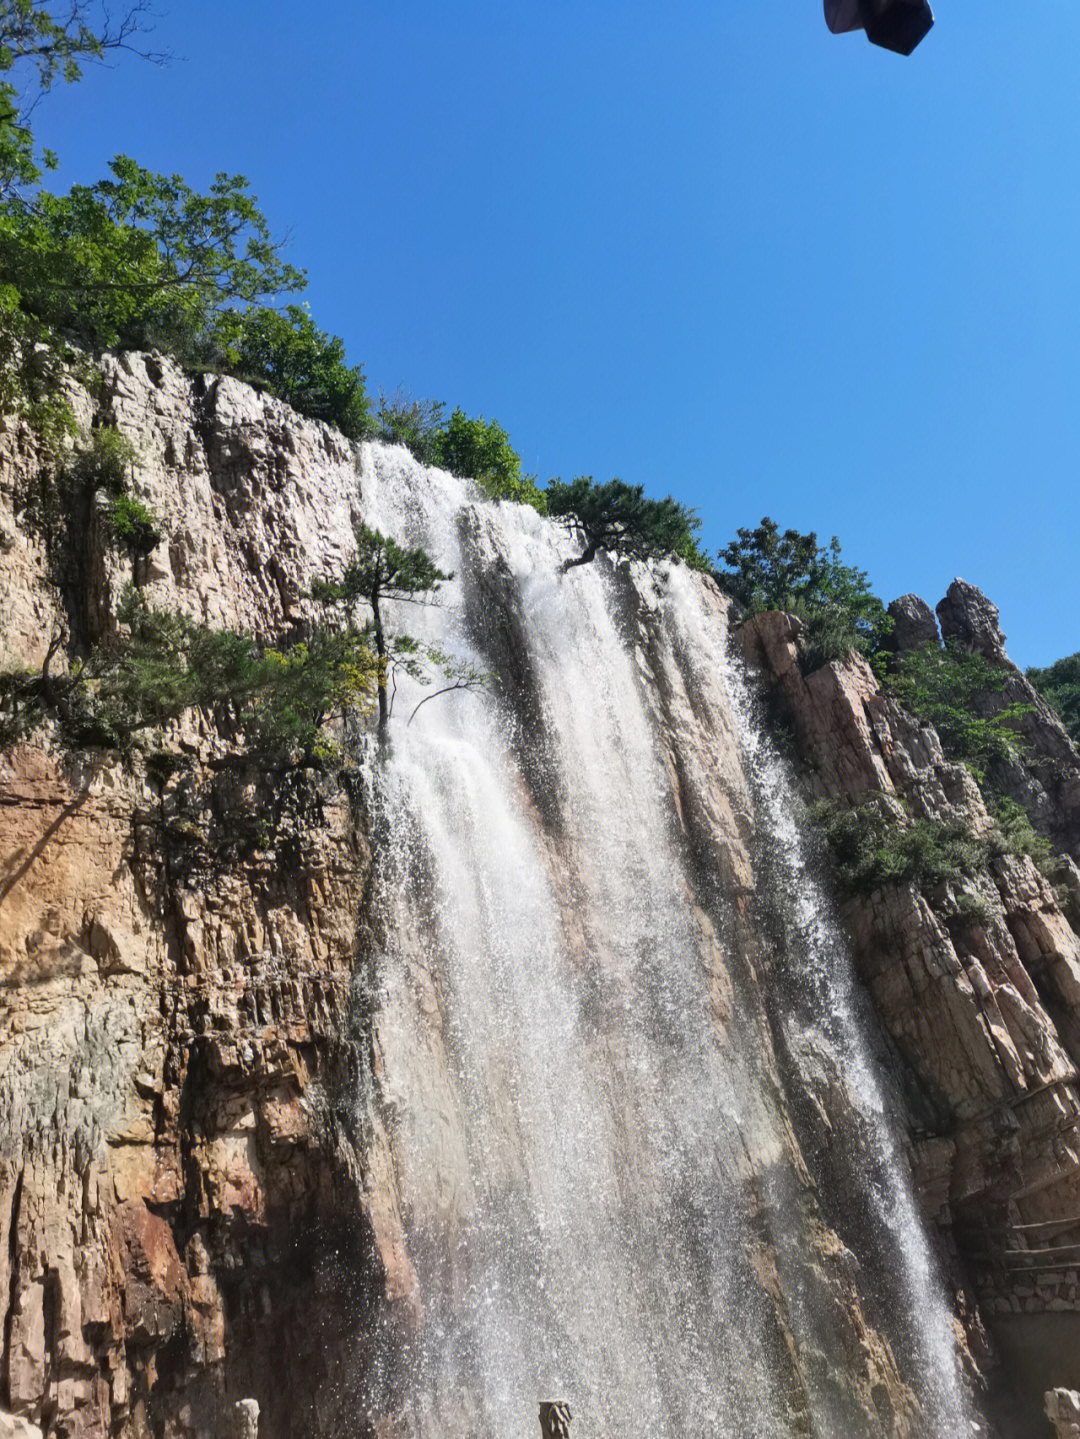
<box><xmin>939</xmin><ymin>580</ymin><xmax>1080</xmax><ymax>859</ymax></box>
<box><xmin>888</xmin><ymin>593</ymin><xmax>940</xmax><ymax>653</ymax></box>
<box><xmin>0</xmin><ymin>357</ymin><xmax>415</xmax><ymax>1438</ymax></box>
<box><xmin>1046</xmin><ymin>1388</ymin><xmax>1080</xmax><ymax>1438</ymax></box>
<box><xmin>741</xmin><ymin>604</ymin><xmax>1080</xmax><ymax>1433</ymax></box>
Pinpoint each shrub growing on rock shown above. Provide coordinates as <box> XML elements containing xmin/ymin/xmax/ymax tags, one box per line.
<box><xmin>0</xmin><ymin>589</ymin><xmax>377</xmax><ymax>764</ymax></box>
<box><xmin>1027</xmin><ymin>652</ymin><xmax>1080</xmax><ymax>747</ymax></box>
<box><xmin>814</xmin><ymin>798</ymin><xmax>987</xmax><ymax>896</ymax></box>
<box><xmin>884</xmin><ymin>641</ymin><xmax>1029</xmax><ymax>778</ymax></box>
<box><xmin>373</xmin><ymin>390</ymin><xmax>446</xmax><ymax>464</ymax></box>
<box><xmin>717</xmin><ymin>518</ymin><xmax>891</xmax><ymax>671</ymax></box>
<box><xmin>210</xmin><ymin>305</ymin><xmax>371</xmax><ymax>439</ymax></box>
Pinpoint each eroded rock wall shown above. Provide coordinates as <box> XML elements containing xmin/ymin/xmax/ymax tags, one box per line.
<box><xmin>741</xmin><ymin>606</ymin><xmax>1080</xmax><ymax>1434</ymax></box>
<box><xmin>3</xmin><ymin>351</ymin><xmax>1073</xmax><ymax>1437</ymax></box>
<box><xmin>0</xmin><ymin>357</ymin><xmax>416</xmax><ymax>1438</ymax></box>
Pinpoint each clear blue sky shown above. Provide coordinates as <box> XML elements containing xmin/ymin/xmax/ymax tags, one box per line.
<box><xmin>30</xmin><ymin>1</ymin><xmax>1080</xmax><ymax>667</ymax></box>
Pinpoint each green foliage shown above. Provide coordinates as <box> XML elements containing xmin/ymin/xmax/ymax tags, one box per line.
<box><xmin>0</xmin><ymin>3</ymin><xmax>160</xmax><ymax>107</ymax></box>
<box><xmin>373</xmin><ymin>389</ymin><xmax>445</xmax><ymax>464</ymax></box>
<box><xmin>1027</xmin><ymin>651</ymin><xmax>1080</xmax><ymax>747</ymax></box>
<box><xmin>311</xmin><ymin>524</ymin><xmax>449</xmax><ymax>730</ymax></box>
<box><xmin>985</xmin><ymin>794</ymin><xmax>1055</xmax><ymax>869</ymax></box>
<box><xmin>0</xmin><ymin>7</ymin><xmax>386</xmax><ymax>450</ymax></box>
<box><xmin>717</xmin><ymin>518</ymin><xmax>891</xmax><ymax>670</ymax></box>
<box><xmin>311</xmin><ymin>525</ymin><xmax>448</xmax><ymax>615</ymax></box>
<box><xmin>70</xmin><ymin>426</ymin><xmax>136</xmax><ymax>493</ymax></box>
<box><xmin>435</xmin><ymin>407</ymin><xmax>541</xmax><ymax>507</ymax></box>
<box><xmin>482</xmin><ymin>467</ymin><xmax>548</xmax><ymax>513</ymax></box>
<box><xmin>0</xmin><ymin>4</ymin><xmax>163</xmax><ymax>196</ymax></box>
<box><xmin>814</xmin><ymin>798</ymin><xmax>989</xmax><ymax>896</ymax></box>
<box><xmin>815</xmin><ymin>790</ymin><xmax>1061</xmax><ymax>912</ymax></box>
<box><xmin>0</xmin><ymin>4</ymin><xmax>164</xmax><ymax>439</ymax></box>
<box><xmin>104</xmin><ymin>491</ymin><xmax>160</xmax><ymax>558</ymax></box>
<box><xmin>0</xmin><ymin>589</ymin><xmax>376</xmax><ymax>764</ymax></box>
<box><xmin>884</xmin><ymin>641</ymin><xmax>1030</xmax><ymax>776</ymax></box>
<box><xmin>0</xmin><ymin>157</ymin><xmax>304</xmax><ymax>353</ymax></box>
<box><xmin>65</xmin><ymin>428</ymin><xmax>162</xmax><ymax>560</ymax></box>
<box><xmin>369</xmin><ymin>396</ymin><xmax>547</xmax><ymax>511</ymax></box>
<box><xmin>673</xmin><ymin>530</ymin><xmax>712</xmax><ymax>572</ymax></box>
<box><xmin>210</xmin><ymin>305</ymin><xmax>370</xmax><ymax>438</ymax></box>
<box><xmin>545</xmin><ymin>475</ymin><xmax>702</xmax><ymax>569</ymax></box>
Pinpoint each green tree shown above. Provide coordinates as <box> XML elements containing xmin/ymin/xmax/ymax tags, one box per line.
<box><xmin>211</xmin><ymin>304</ymin><xmax>370</xmax><ymax>438</ymax></box>
<box><xmin>0</xmin><ymin>3</ymin><xmax>162</xmax><ymax>105</ymax></box>
<box><xmin>885</xmin><ymin>641</ymin><xmax>1030</xmax><ymax>777</ymax></box>
<box><xmin>310</xmin><ymin>525</ymin><xmax>448</xmax><ymax>731</ymax></box>
<box><xmin>434</xmin><ymin>407</ymin><xmax>546</xmax><ymax>508</ymax></box>
<box><xmin>0</xmin><ymin>2</ymin><xmax>163</xmax><ymax>195</ymax></box>
<box><xmin>717</xmin><ymin>518</ymin><xmax>891</xmax><ymax>669</ymax></box>
<box><xmin>545</xmin><ymin>475</ymin><xmax>703</xmax><ymax>570</ymax></box>
<box><xmin>0</xmin><ymin>5</ymin><xmax>172</xmax><ymax>436</ymax></box>
<box><xmin>1</xmin><ymin>588</ymin><xmax>377</xmax><ymax>763</ymax></box>
<box><xmin>373</xmin><ymin>389</ymin><xmax>446</xmax><ymax>464</ymax></box>
<box><xmin>1027</xmin><ymin>652</ymin><xmax>1080</xmax><ymax>747</ymax></box>
<box><xmin>0</xmin><ymin>158</ymin><xmax>304</xmax><ymax>351</ymax></box>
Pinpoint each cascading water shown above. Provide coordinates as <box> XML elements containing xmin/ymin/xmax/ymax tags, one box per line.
<box><xmin>664</xmin><ymin>566</ymin><xmax>972</xmax><ymax>1433</ymax></box>
<box><xmin>347</xmin><ymin>443</ymin><xmax>972</xmax><ymax>1438</ymax></box>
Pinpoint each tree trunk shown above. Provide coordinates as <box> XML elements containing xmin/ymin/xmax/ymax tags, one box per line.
<box><xmin>371</xmin><ymin>587</ymin><xmax>388</xmax><ymax>731</ymax></box>
<box><xmin>562</xmin><ymin>537</ymin><xmax>600</xmax><ymax>572</ymax></box>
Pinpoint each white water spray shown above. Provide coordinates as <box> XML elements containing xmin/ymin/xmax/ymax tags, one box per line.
<box><xmin>347</xmin><ymin>444</ymin><xmax>971</xmax><ymax>1438</ymax></box>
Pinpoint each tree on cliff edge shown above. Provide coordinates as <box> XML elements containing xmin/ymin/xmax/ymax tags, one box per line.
<box><xmin>310</xmin><ymin>525</ymin><xmax>448</xmax><ymax>731</ymax></box>
<box><xmin>546</xmin><ymin>476</ymin><xmax>706</xmax><ymax>571</ymax></box>
<box><xmin>717</xmin><ymin>517</ymin><xmax>891</xmax><ymax>669</ymax></box>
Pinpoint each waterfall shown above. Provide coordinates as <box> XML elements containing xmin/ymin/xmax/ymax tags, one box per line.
<box><xmin>664</xmin><ymin>565</ymin><xmax>972</xmax><ymax>1434</ymax></box>
<box><xmin>347</xmin><ymin>444</ymin><xmax>971</xmax><ymax>1438</ymax></box>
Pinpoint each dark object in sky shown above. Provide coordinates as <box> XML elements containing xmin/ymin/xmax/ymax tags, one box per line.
<box><xmin>824</xmin><ymin>0</ymin><xmax>934</xmax><ymax>55</ymax></box>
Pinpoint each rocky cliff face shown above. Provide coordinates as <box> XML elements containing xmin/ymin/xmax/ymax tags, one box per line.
<box><xmin>0</xmin><ymin>357</ymin><xmax>416</xmax><ymax>1438</ymax></box>
<box><xmin>0</xmin><ymin>353</ymin><xmax>1076</xmax><ymax>1438</ymax></box>
<box><xmin>741</xmin><ymin>598</ymin><xmax>1080</xmax><ymax>1434</ymax></box>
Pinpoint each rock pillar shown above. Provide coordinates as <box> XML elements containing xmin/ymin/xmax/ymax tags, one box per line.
<box><xmin>539</xmin><ymin>1402</ymin><xmax>572</xmax><ymax>1437</ymax></box>
<box><xmin>231</xmin><ymin>1399</ymin><xmax>260</xmax><ymax>1439</ymax></box>
<box><xmin>1046</xmin><ymin>1390</ymin><xmax>1080</xmax><ymax>1437</ymax></box>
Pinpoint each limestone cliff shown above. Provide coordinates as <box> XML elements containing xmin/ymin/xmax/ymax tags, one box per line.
<box><xmin>0</xmin><ymin>356</ymin><xmax>414</xmax><ymax>1438</ymax></box>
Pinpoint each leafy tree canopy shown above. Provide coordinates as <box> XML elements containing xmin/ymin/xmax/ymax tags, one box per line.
<box><xmin>0</xmin><ymin>2</ymin><xmax>162</xmax><ymax>101</ymax></box>
<box><xmin>716</xmin><ymin>517</ymin><xmax>891</xmax><ymax>669</ymax></box>
<box><xmin>546</xmin><ymin>475</ymin><xmax>703</xmax><ymax>570</ymax></box>
<box><xmin>1027</xmin><ymin>652</ymin><xmax>1080</xmax><ymax>747</ymax></box>
<box><xmin>0</xmin><ymin>4</ymin><xmax>376</xmax><ymax>444</ymax></box>
<box><xmin>436</xmin><ymin>407</ymin><xmax>519</xmax><ymax>489</ymax></box>
<box><xmin>212</xmin><ymin>304</ymin><xmax>369</xmax><ymax>439</ymax></box>
<box><xmin>0</xmin><ymin>158</ymin><xmax>303</xmax><ymax>353</ymax></box>
<box><xmin>433</xmin><ymin>406</ymin><xmax>548</xmax><ymax>510</ymax></box>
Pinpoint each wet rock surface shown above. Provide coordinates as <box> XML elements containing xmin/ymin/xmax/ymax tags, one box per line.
<box><xmin>741</xmin><ymin>602</ymin><xmax>1080</xmax><ymax>1434</ymax></box>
